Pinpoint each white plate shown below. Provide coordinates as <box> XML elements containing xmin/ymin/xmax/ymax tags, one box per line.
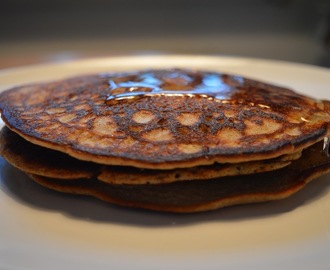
<box><xmin>1</xmin><ymin>55</ymin><xmax>330</xmax><ymax>270</ymax></box>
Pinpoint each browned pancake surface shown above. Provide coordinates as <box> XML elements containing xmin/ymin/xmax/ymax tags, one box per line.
<box><xmin>0</xmin><ymin>69</ymin><xmax>329</xmax><ymax>169</ymax></box>
<box><xmin>0</xmin><ymin>126</ymin><xmax>302</xmax><ymax>184</ymax></box>
<box><xmin>28</xmin><ymin>141</ymin><xmax>330</xmax><ymax>213</ymax></box>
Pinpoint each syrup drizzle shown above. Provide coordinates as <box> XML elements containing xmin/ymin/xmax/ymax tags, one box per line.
<box><xmin>323</xmin><ymin>137</ymin><xmax>330</xmax><ymax>157</ymax></box>
<box><xmin>105</xmin><ymin>70</ymin><xmax>244</xmax><ymax>105</ymax></box>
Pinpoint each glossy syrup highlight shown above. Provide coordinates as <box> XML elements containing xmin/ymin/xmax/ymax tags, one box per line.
<box><xmin>323</xmin><ymin>137</ymin><xmax>330</xmax><ymax>157</ymax></box>
<box><xmin>105</xmin><ymin>70</ymin><xmax>244</xmax><ymax>105</ymax></box>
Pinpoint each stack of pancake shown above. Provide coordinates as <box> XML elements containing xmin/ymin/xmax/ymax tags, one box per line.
<box><xmin>0</xmin><ymin>68</ymin><xmax>330</xmax><ymax>213</ymax></box>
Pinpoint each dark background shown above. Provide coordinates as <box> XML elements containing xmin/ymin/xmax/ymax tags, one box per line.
<box><xmin>1</xmin><ymin>0</ymin><xmax>329</xmax><ymax>68</ymax></box>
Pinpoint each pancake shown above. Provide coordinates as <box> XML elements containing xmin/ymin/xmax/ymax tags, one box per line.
<box><xmin>0</xmin><ymin>126</ymin><xmax>99</xmax><ymax>179</ymax></box>
<box><xmin>27</xmin><ymin>141</ymin><xmax>330</xmax><ymax>213</ymax></box>
<box><xmin>0</xmin><ymin>68</ymin><xmax>330</xmax><ymax>213</ymax></box>
<box><xmin>0</xmin><ymin>126</ymin><xmax>301</xmax><ymax>184</ymax></box>
<box><xmin>0</xmin><ymin>69</ymin><xmax>329</xmax><ymax>169</ymax></box>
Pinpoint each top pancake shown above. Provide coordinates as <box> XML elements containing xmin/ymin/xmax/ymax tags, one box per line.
<box><xmin>0</xmin><ymin>68</ymin><xmax>329</xmax><ymax>169</ymax></box>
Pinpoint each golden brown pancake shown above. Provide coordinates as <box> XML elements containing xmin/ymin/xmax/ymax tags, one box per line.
<box><xmin>27</xmin><ymin>141</ymin><xmax>330</xmax><ymax>213</ymax></box>
<box><xmin>0</xmin><ymin>69</ymin><xmax>329</xmax><ymax>169</ymax></box>
<box><xmin>0</xmin><ymin>126</ymin><xmax>302</xmax><ymax>184</ymax></box>
<box><xmin>0</xmin><ymin>68</ymin><xmax>330</xmax><ymax>213</ymax></box>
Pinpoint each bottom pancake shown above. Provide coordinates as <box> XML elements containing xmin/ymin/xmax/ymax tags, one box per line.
<box><xmin>27</xmin><ymin>141</ymin><xmax>330</xmax><ymax>213</ymax></box>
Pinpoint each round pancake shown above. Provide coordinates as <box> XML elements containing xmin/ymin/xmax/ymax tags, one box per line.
<box><xmin>0</xmin><ymin>69</ymin><xmax>329</xmax><ymax>169</ymax></box>
<box><xmin>27</xmin><ymin>141</ymin><xmax>330</xmax><ymax>213</ymax></box>
<box><xmin>0</xmin><ymin>126</ymin><xmax>302</xmax><ymax>184</ymax></box>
